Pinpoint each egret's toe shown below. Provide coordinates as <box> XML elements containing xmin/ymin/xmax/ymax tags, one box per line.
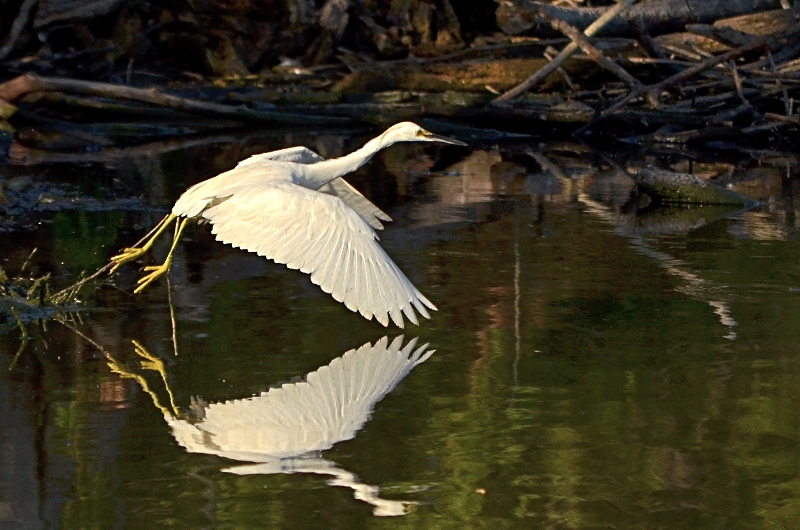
<box><xmin>110</xmin><ymin>247</ymin><xmax>147</xmax><ymax>273</ymax></box>
<box><xmin>133</xmin><ymin>262</ymin><xmax>170</xmax><ymax>293</ymax></box>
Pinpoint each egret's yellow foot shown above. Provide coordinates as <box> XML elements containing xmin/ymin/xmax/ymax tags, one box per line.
<box><xmin>109</xmin><ymin>214</ymin><xmax>178</xmax><ymax>275</ymax></box>
<box><xmin>133</xmin><ymin>340</ymin><xmax>165</xmax><ymax>372</ymax></box>
<box><xmin>133</xmin><ymin>260</ymin><xmax>172</xmax><ymax>294</ymax></box>
<box><xmin>110</xmin><ymin>247</ymin><xmax>147</xmax><ymax>273</ymax></box>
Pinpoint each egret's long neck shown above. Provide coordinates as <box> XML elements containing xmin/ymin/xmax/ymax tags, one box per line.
<box><xmin>300</xmin><ymin>136</ymin><xmax>387</xmax><ymax>189</ymax></box>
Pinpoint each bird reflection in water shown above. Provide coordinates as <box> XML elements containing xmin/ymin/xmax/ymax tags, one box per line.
<box><xmin>108</xmin><ymin>336</ymin><xmax>433</xmax><ymax>516</ymax></box>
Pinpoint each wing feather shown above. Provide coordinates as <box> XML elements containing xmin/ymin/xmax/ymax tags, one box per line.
<box><xmin>236</xmin><ymin>146</ymin><xmax>326</xmax><ymax>166</ymax></box>
<box><xmin>318</xmin><ymin>178</ymin><xmax>392</xmax><ymax>231</ymax></box>
<box><xmin>202</xmin><ymin>181</ymin><xmax>434</xmax><ymax>327</ymax></box>
<box><xmin>301</xmin><ymin>222</ymin><xmax>339</xmax><ymax>275</ymax></box>
<box><xmin>366</xmin><ymin>257</ymin><xmax>390</xmax><ymax>326</ymax></box>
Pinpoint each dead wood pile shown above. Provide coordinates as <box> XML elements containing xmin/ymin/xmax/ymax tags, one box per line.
<box><xmin>0</xmin><ymin>0</ymin><xmax>799</xmax><ymax>149</ymax></box>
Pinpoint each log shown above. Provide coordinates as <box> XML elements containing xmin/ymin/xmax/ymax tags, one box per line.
<box><xmin>0</xmin><ymin>73</ymin><xmax>349</xmax><ymax>125</ymax></box>
<box><xmin>335</xmin><ymin>57</ymin><xmax>572</xmax><ymax>93</ymax></box>
<box><xmin>497</xmin><ymin>0</ymin><xmax>786</xmax><ymax>38</ymax></box>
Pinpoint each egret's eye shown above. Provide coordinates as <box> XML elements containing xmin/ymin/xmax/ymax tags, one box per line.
<box><xmin>416</xmin><ymin>129</ymin><xmax>427</xmax><ymax>137</ymax></box>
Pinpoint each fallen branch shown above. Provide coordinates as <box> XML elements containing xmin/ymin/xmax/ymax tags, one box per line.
<box><xmin>500</xmin><ymin>0</ymin><xmax>785</xmax><ymax>38</ymax></box>
<box><xmin>685</xmin><ymin>24</ymin><xmax>761</xmax><ymax>49</ymax></box>
<box><xmin>9</xmin><ymin>133</ymin><xmax>239</xmax><ymax>165</ymax></box>
<box><xmin>764</xmin><ymin>111</ymin><xmax>800</xmax><ymax>124</ymax></box>
<box><xmin>628</xmin><ymin>14</ymin><xmax>673</xmax><ymax>64</ymax></box>
<box><xmin>494</xmin><ymin>0</ymin><xmax>638</xmax><ymax>102</ymax></box>
<box><xmin>0</xmin><ymin>73</ymin><xmax>350</xmax><ymax>125</ymax></box>
<box><xmin>601</xmin><ymin>22</ymin><xmax>800</xmax><ymax>116</ymax></box>
<box><xmin>545</xmin><ymin>15</ymin><xmax>643</xmax><ymax>89</ymax></box>
<box><xmin>0</xmin><ymin>0</ymin><xmax>37</xmax><ymax>61</ymax></box>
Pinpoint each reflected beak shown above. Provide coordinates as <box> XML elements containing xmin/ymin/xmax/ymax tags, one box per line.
<box><xmin>423</xmin><ymin>131</ymin><xmax>468</xmax><ymax>146</ymax></box>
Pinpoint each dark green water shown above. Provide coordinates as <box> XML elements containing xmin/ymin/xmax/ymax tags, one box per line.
<box><xmin>2</xmin><ymin>129</ymin><xmax>800</xmax><ymax>529</ymax></box>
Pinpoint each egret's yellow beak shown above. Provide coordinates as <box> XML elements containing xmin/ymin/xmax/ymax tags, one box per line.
<box><xmin>420</xmin><ymin>129</ymin><xmax>468</xmax><ymax>146</ymax></box>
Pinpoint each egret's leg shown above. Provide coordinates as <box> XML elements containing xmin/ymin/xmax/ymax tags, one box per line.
<box><xmin>132</xmin><ymin>340</ymin><xmax>179</xmax><ymax>416</ymax></box>
<box><xmin>110</xmin><ymin>214</ymin><xmax>177</xmax><ymax>273</ymax></box>
<box><xmin>133</xmin><ymin>217</ymin><xmax>188</xmax><ymax>294</ymax></box>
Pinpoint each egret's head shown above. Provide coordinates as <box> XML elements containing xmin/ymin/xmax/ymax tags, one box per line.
<box><xmin>379</xmin><ymin>122</ymin><xmax>467</xmax><ymax>148</ymax></box>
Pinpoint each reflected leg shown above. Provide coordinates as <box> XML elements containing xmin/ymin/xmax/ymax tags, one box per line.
<box><xmin>106</xmin><ymin>342</ymin><xmax>176</xmax><ymax>417</ymax></box>
<box><xmin>132</xmin><ymin>340</ymin><xmax>179</xmax><ymax>416</ymax></box>
<box><xmin>110</xmin><ymin>214</ymin><xmax>177</xmax><ymax>273</ymax></box>
<box><xmin>133</xmin><ymin>217</ymin><xmax>189</xmax><ymax>294</ymax></box>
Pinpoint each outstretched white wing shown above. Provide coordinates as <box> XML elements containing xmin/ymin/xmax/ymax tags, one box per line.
<box><xmin>236</xmin><ymin>147</ymin><xmax>392</xmax><ymax>230</ymax></box>
<box><xmin>167</xmin><ymin>336</ymin><xmax>433</xmax><ymax>460</ymax></box>
<box><xmin>236</xmin><ymin>146</ymin><xmax>326</xmax><ymax>166</ymax></box>
<box><xmin>200</xmin><ymin>180</ymin><xmax>436</xmax><ymax>327</ymax></box>
<box><xmin>318</xmin><ymin>179</ymin><xmax>393</xmax><ymax>230</ymax></box>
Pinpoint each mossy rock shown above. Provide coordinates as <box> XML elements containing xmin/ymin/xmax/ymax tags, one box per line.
<box><xmin>0</xmin><ymin>99</ymin><xmax>17</xmax><ymax>120</ymax></box>
<box><xmin>634</xmin><ymin>168</ymin><xmax>754</xmax><ymax>206</ymax></box>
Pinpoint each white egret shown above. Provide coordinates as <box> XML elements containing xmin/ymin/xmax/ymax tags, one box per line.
<box><xmin>114</xmin><ymin>336</ymin><xmax>433</xmax><ymax>516</ymax></box>
<box><xmin>110</xmin><ymin>122</ymin><xmax>466</xmax><ymax>328</ymax></box>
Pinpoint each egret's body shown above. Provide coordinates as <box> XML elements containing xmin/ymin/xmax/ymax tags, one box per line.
<box><xmin>111</xmin><ymin>122</ymin><xmax>466</xmax><ymax>327</ymax></box>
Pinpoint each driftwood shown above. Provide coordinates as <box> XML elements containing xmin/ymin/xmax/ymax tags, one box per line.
<box><xmin>543</xmin><ymin>15</ymin><xmax>643</xmax><ymax>90</ymax></box>
<box><xmin>602</xmin><ymin>21</ymin><xmax>800</xmax><ymax>116</ymax></box>
<box><xmin>494</xmin><ymin>0</ymin><xmax>637</xmax><ymax>101</ymax></box>
<box><xmin>8</xmin><ymin>133</ymin><xmax>240</xmax><ymax>165</ymax></box>
<box><xmin>498</xmin><ymin>0</ymin><xmax>786</xmax><ymax>38</ymax></box>
<box><xmin>0</xmin><ymin>73</ymin><xmax>349</xmax><ymax>125</ymax></box>
<box><xmin>0</xmin><ymin>0</ymin><xmax>38</xmax><ymax>61</ymax></box>
<box><xmin>336</xmin><ymin>57</ymin><xmax>558</xmax><ymax>93</ymax></box>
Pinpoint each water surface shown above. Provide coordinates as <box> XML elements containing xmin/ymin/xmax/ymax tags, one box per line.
<box><xmin>2</xmin><ymin>128</ymin><xmax>800</xmax><ymax>529</ymax></box>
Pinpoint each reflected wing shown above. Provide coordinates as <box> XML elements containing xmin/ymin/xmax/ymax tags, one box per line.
<box><xmin>168</xmin><ymin>337</ymin><xmax>434</xmax><ymax>459</ymax></box>
<box><xmin>201</xmin><ymin>180</ymin><xmax>436</xmax><ymax>327</ymax></box>
<box><xmin>222</xmin><ymin>458</ymin><xmax>414</xmax><ymax>517</ymax></box>
<box><xmin>318</xmin><ymin>178</ymin><xmax>393</xmax><ymax>230</ymax></box>
<box><xmin>237</xmin><ymin>146</ymin><xmax>325</xmax><ymax>166</ymax></box>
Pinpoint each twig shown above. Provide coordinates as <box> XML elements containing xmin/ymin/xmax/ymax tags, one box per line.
<box><xmin>764</xmin><ymin>112</ymin><xmax>800</xmax><ymax>125</ymax></box>
<box><xmin>543</xmin><ymin>48</ymin><xmax>577</xmax><ymax>90</ymax></box>
<box><xmin>629</xmin><ymin>14</ymin><xmax>666</xmax><ymax>60</ymax></box>
<box><xmin>493</xmin><ymin>0</ymin><xmax>638</xmax><ymax>102</ymax></box>
<box><xmin>730</xmin><ymin>61</ymin><xmax>749</xmax><ymax>105</ymax></box>
<box><xmin>0</xmin><ymin>0</ymin><xmax>37</xmax><ymax>61</ymax></box>
<box><xmin>18</xmin><ymin>248</ymin><xmax>36</xmax><ymax>276</ymax></box>
<box><xmin>544</xmin><ymin>15</ymin><xmax>643</xmax><ymax>90</ymax></box>
<box><xmin>50</xmin><ymin>214</ymin><xmax>171</xmax><ymax>304</ymax></box>
<box><xmin>768</xmin><ymin>50</ymin><xmax>792</xmax><ymax>114</ymax></box>
<box><xmin>7</xmin><ymin>306</ymin><xmax>30</xmax><ymax>371</ymax></box>
<box><xmin>623</xmin><ymin>57</ymin><xmax>701</xmax><ymax>67</ymax></box>
<box><xmin>658</xmin><ymin>44</ymin><xmax>706</xmax><ymax>62</ymax></box>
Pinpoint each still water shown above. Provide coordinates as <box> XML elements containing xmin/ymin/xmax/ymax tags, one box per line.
<box><xmin>1</xmin><ymin>127</ymin><xmax>800</xmax><ymax>529</ymax></box>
